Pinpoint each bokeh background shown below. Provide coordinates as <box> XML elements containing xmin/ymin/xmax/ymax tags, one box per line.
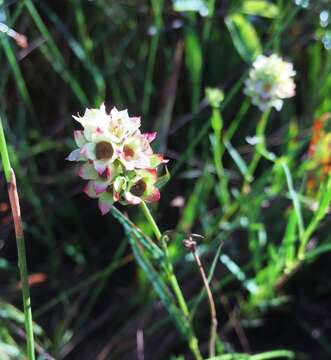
<box><xmin>1</xmin><ymin>0</ymin><xmax>331</xmax><ymax>359</ymax></box>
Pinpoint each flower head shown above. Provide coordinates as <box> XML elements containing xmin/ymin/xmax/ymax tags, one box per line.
<box><xmin>306</xmin><ymin>113</ymin><xmax>331</xmax><ymax>196</ymax></box>
<box><xmin>244</xmin><ymin>54</ymin><xmax>296</xmax><ymax>112</ymax></box>
<box><xmin>67</xmin><ymin>103</ymin><xmax>167</xmax><ymax>214</ymax></box>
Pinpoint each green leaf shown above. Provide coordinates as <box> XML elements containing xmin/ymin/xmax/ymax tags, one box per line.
<box><xmin>206</xmin><ymin>349</ymin><xmax>294</xmax><ymax>359</ymax></box>
<box><xmin>281</xmin><ymin>161</ymin><xmax>305</xmax><ymax>240</ymax></box>
<box><xmin>220</xmin><ymin>254</ymin><xmax>258</xmax><ymax>294</ymax></box>
<box><xmin>224</xmin><ymin>139</ymin><xmax>252</xmax><ymax>182</ymax></box>
<box><xmin>184</xmin><ymin>25</ymin><xmax>203</xmax><ymax>111</ymax></box>
<box><xmin>111</xmin><ymin>207</ymin><xmax>190</xmax><ymax>338</ymax></box>
<box><xmin>0</xmin><ymin>301</ymin><xmax>43</xmax><ymax>336</ymax></box>
<box><xmin>240</xmin><ymin>0</ymin><xmax>279</xmax><ymax>19</ymax></box>
<box><xmin>110</xmin><ymin>206</ymin><xmax>164</xmax><ymax>261</ymax></box>
<box><xmin>282</xmin><ymin>209</ymin><xmax>297</xmax><ymax>269</ymax></box>
<box><xmin>225</xmin><ymin>13</ymin><xmax>262</xmax><ymax>62</ymax></box>
<box><xmin>155</xmin><ymin>166</ymin><xmax>171</xmax><ymax>189</ymax></box>
<box><xmin>300</xmin><ymin>175</ymin><xmax>331</xmax><ymax>258</ymax></box>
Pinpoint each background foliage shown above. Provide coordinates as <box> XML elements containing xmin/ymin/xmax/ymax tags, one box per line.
<box><xmin>1</xmin><ymin>0</ymin><xmax>331</xmax><ymax>359</ymax></box>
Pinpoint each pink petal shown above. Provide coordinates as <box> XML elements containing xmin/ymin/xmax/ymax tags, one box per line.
<box><xmin>143</xmin><ymin>132</ymin><xmax>157</xmax><ymax>143</ymax></box>
<box><xmin>125</xmin><ymin>192</ymin><xmax>142</xmax><ymax>205</ymax></box>
<box><xmin>98</xmin><ymin>200</ymin><xmax>112</xmax><ymax>215</ymax></box>
<box><xmin>98</xmin><ymin>193</ymin><xmax>114</xmax><ymax>215</ymax></box>
<box><xmin>80</xmin><ymin>143</ymin><xmax>96</xmax><ymax>160</ymax></box>
<box><xmin>105</xmin><ymin>167</ymin><xmax>111</xmax><ymax>179</ymax></box>
<box><xmin>93</xmin><ymin>181</ymin><xmax>108</xmax><ymax>195</ymax></box>
<box><xmin>113</xmin><ymin>191</ymin><xmax>120</xmax><ymax>202</ymax></box>
<box><xmin>93</xmin><ymin>160</ymin><xmax>107</xmax><ymax>176</ymax></box>
<box><xmin>84</xmin><ymin>181</ymin><xmax>98</xmax><ymax>198</ymax></box>
<box><xmin>145</xmin><ymin>168</ymin><xmax>158</xmax><ymax>180</ymax></box>
<box><xmin>149</xmin><ymin>154</ymin><xmax>168</xmax><ymax>167</ymax></box>
<box><xmin>145</xmin><ymin>188</ymin><xmax>160</xmax><ymax>203</ymax></box>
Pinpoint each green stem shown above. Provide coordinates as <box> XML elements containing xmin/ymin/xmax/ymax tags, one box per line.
<box><xmin>139</xmin><ymin>202</ymin><xmax>203</xmax><ymax>360</ymax></box>
<box><xmin>0</xmin><ymin>116</ymin><xmax>35</xmax><ymax>360</ymax></box>
<box><xmin>15</xmin><ymin>212</ymin><xmax>35</xmax><ymax>360</ymax></box>
<box><xmin>210</xmin><ymin>107</ymin><xmax>230</xmax><ymax>205</ymax></box>
<box><xmin>244</xmin><ymin>109</ymin><xmax>271</xmax><ymax>189</ymax></box>
<box><xmin>142</xmin><ymin>0</ymin><xmax>164</xmax><ymax>116</ymax></box>
<box><xmin>0</xmin><ymin>117</ymin><xmax>11</xmax><ymax>182</ymax></box>
<box><xmin>140</xmin><ymin>201</ymin><xmax>162</xmax><ymax>240</ymax></box>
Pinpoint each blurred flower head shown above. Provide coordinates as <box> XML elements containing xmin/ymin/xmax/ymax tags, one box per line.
<box><xmin>244</xmin><ymin>54</ymin><xmax>296</xmax><ymax>112</ymax></box>
<box><xmin>67</xmin><ymin>104</ymin><xmax>167</xmax><ymax>214</ymax></box>
<box><xmin>307</xmin><ymin>113</ymin><xmax>331</xmax><ymax>196</ymax></box>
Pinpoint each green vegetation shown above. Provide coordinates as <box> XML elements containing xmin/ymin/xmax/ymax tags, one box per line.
<box><xmin>1</xmin><ymin>0</ymin><xmax>331</xmax><ymax>359</ymax></box>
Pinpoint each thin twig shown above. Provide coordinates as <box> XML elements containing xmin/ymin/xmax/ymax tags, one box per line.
<box><xmin>183</xmin><ymin>236</ymin><xmax>218</xmax><ymax>358</ymax></box>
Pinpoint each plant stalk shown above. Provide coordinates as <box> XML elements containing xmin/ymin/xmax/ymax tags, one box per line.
<box><xmin>0</xmin><ymin>117</ymin><xmax>35</xmax><ymax>360</ymax></box>
<box><xmin>184</xmin><ymin>237</ymin><xmax>218</xmax><ymax>358</ymax></box>
<box><xmin>139</xmin><ymin>201</ymin><xmax>203</xmax><ymax>360</ymax></box>
<box><xmin>242</xmin><ymin>109</ymin><xmax>271</xmax><ymax>192</ymax></box>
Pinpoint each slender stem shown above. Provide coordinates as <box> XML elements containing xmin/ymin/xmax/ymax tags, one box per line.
<box><xmin>140</xmin><ymin>201</ymin><xmax>162</xmax><ymax>240</ymax></box>
<box><xmin>191</xmin><ymin>244</ymin><xmax>217</xmax><ymax>358</ymax></box>
<box><xmin>0</xmin><ymin>117</ymin><xmax>35</xmax><ymax>360</ymax></box>
<box><xmin>242</xmin><ymin>110</ymin><xmax>271</xmax><ymax>192</ymax></box>
<box><xmin>139</xmin><ymin>202</ymin><xmax>203</xmax><ymax>360</ymax></box>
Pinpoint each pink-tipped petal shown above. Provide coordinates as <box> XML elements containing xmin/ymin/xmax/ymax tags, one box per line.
<box><xmin>93</xmin><ymin>181</ymin><xmax>108</xmax><ymax>195</ymax></box>
<box><xmin>113</xmin><ymin>191</ymin><xmax>120</xmax><ymax>202</ymax></box>
<box><xmin>80</xmin><ymin>143</ymin><xmax>96</xmax><ymax>160</ymax></box>
<box><xmin>105</xmin><ymin>167</ymin><xmax>111</xmax><ymax>179</ymax></box>
<box><xmin>143</xmin><ymin>132</ymin><xmax>157</xmax><ymax>143</ymax></box>
<box><xmin>84</xmin><ymin>181</ymin><xmax>98</xmax><ymax>198</ymax></box>
<box><xmin>125</xmin><ymin>192</ymin><xmax>142</xmax><ymax>205</ymax></box>
<box><xmin>145</xmin><ymin>168</ymin><xmax>158</xmax><ymax>180</ymax></box>
<box><xmin>98</xmin><ymin>199</ymin><xmax>112</xmax><ymax>215</ymax></box>
<box><xmin>145</xmin><ymin>188</ymin><xmax>160</xmax><ymax>203</ymax></box>
<box><xmin>149</xmin><ymin>154</ymin><xmax>168</xmax><ymax>167</ymax></box>
<box><xmin>93</xmin><ymin>160</ymin><xmax>107</xmax><ymax>176</ymax></box>
<box><xmin>98</xmin><ymin>192</ymin><xmax>114</xmax><ymax>215</ymax></box>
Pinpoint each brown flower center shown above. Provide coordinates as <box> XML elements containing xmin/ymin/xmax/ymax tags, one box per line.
<box><xmin>95</xmin><ymin>141</ymin><xmax>114</xmax><ymax>160</ymax></box>
<box><xmin>106</xmin><ymin>185</ymin><xmax>113</xmax><ymax>194</ymax></box>
<box><xmin>123</xmin><ymin>145</ymin><xmax>134</xmax><ymax>160</ymax></box>
<box><xmin>263</xmin><ymin>83</ymin><xmax>272</xmax><ymax>92</ymax></box>
<box><xmin>130</xmin><ymin>179</ymin><xmax>146</xmax><ymax>197</ymax></box>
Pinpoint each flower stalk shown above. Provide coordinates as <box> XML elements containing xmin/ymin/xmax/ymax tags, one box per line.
<box><xmin>248</xmin><ymin>109</ymin><xmax>271</xmax><ymax>176</ymax></box>
<box><xmin>0</xmin><ymin>116</ymin><xmax>35</xmax><ymax>360</ymax></box>
<box><xmin>140</xmin><ymin>202</ymin><xmax>203</xmax><ymax>360</ymax></box>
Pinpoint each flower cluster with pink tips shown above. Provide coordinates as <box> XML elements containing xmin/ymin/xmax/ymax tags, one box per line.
<box><xmin>67</xmin><ymin>104</ymin><xmax>167</xmax><ymax>214</ymax></box>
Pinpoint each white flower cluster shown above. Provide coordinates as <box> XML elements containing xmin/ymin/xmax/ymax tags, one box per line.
<box><xmin>244</xmin><ymin>54</ymin><xmax>296</xmax><ymax>112</ymax></box>
<box><xmin>67</xmin><ymin>104</ymin><xmax>167</xmax><ymax>214</ymax></box>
